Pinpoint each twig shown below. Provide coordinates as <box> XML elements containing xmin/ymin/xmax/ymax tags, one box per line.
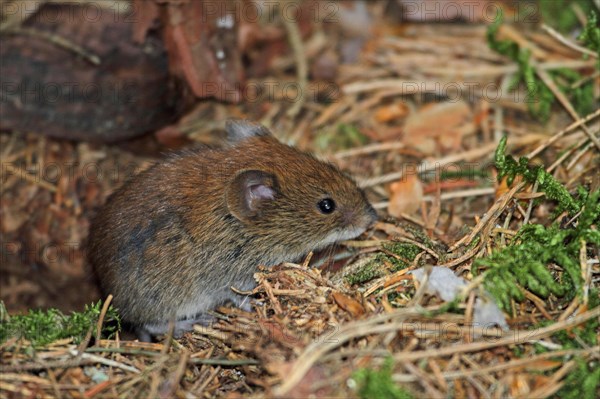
<box><xmin>147</xmin><ymin>323</ymin><xmax>174</xmax><ymax>397</ymax></box>
<box><xmin>163</xmin><ymin>350</ymin><xmax>189</xmax><ymax>398</ymax></box>
<box><xmin>68</xmin><ymin>349</ymin><xmax>140</xmax><ymax>373</ymax></box>
<box><xmin>522</xmin><ymin>181</ymin><xmax>538</xmax><ymax>226</ymax></box>
<box><xmin>526</xmin><ymin>360</ymin><xmax>576</xmax><ymax>398</ymax></box>
<box><xmin>557</xmin><ymin>295</ymin><xmax>580</xmax><ymax>323</ymax></box>
<box><xmin>571</xmin><ymin>70</ymin><xmax>600</xmax><ymax>89</ymax></box>
<box><xmin>566</xmin><ymin>141</ymin><xmax>595</xmax><ymax>171</ymax></box>
<box><xmin>46</xmin><ymin>369</ymin><xmax>63</xmax><ymax>399</ymax></box>
<box><xmin>363</xmin><ymin>254</ymin><xmax>420</xmax><ymax>297</ymax></box>
<box><xmin>87</xmin><ymin>347</ymin><xmax>254</xmax><ymax>367</ymax></box>
<box><xmin>406</xmin><ymin>265</ymin><xmax>432</xmax><ymax>307</ymax></box>
<box><xmin>258</xmin><ymin>277</ymin><xmax>283</xmax><ymax>314</ymax></box>
<box><xmin>449</xmin><ymin>183</ymin><xmax>524</xmax><ymax>251</ymax></box>
<box><xmin>358</xmin><ymin>146</ymin><xmax>495</xmax><ymax>188</ymax></box>
<box><xmin>393</xmin><ymin>307</ymin><xmax>599</xmax><ymax>361</ymax></box>
<box><xmin>74</xmin><ymin>327</ymin><xmax>94</xmax><ymax>361</ymax></box>
<box><xmin>359</xmin><ymin>134</ymin><xmax>543</xmax><ymax>188</ymax></box>
<box><xmin>527</xmin><ymin>109</ymin><xmax>600</xmax><ymax>159</ymax></box>
<box><xmin>580</xmin><ymin>239</ymin><xmax>591</xmax><ymax>307</ymax></box>
<box><xmin>541</xmin><ymin>24</ymin><xmax>597</xmax><ymax>58</ymax></box>
<box><xmin>83</xmin><ymin>379</ymin><xmax>117</xmax><ymax>398</ymax></box>
<box><xmin>188</xmin><ymin>358</ymin><xmax>260</xmax><ymax>366</ymax></box>
<box><xmin>86</xmin><ymin>347</ymin><xmax>163</xmax><ymax>357</ymax></box>
<box><xmin>96</xmin><ymin>295</ymin><xmax>113</xmax><ymax>343</ymax></box>
<box><xmin>392</xmin><ymin>348</ymin><xmax>594</xmax><ymax>382</ymax></box>
<box><xmin>334</xmin><ymin>347</ymin><xmax>592</xmax><ymax>383</ymax></box>
<box><xmin>533</xmin><ymin>61</ymin><xmax>600</xmax><ymax>151</ymax></box>
<box><xmin>275</xmin><ymin>307</ymin><xmax>600</xmax><ymax>395</ymax></box>
<box><xmin>334</xmin><ymin>141</ymin><xmax>406</xmax><ymax>158</ymax></box>
<box><xmin>195</xmin><ymin>365</ymin><xmax>221</xmax><ymax>394</ymax></box>
<box><xmin>281</xmin><ymin>3</ymin><xmax>307</xmax><ymax>118</ymax></box>
<box><xmin>547</xmin><ymin>144</ymin><xmax>579</xmax><ymax>173</ymax></box>
<box><xmin>402</xmin><ymin>361</ymin><xmax>444</xmax><ymax>398</ymax></box>
<box><xmin>1</xmin><ymin>353</ymin><xmax>138</xmax><ymax>373</ymax></box>
<box><xmin>523</xmin><ymin>290</ymin><xmax>553</xmax><ymax>320</ymax></box>
<box><xmin>312</xmin><ymin>98</ymin><xmax>352</xmax><ymax>127</ymax></box>
<box><xmin>343</xmin><ymin>60</ymin><xmax>596</xmax><ymax>94</ymax></box>
<box><xmin>2</xmin><ymin>163</ymin><xmax>57</xmax><ymax>192</ymax></box>
<box><xmin>373</xmin><ymin>187</ymin><xmax>496</xmax><ymax>209</ymax></box>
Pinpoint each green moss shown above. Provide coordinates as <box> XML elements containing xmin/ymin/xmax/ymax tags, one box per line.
<box><xmin>346</xmin><ymin>260</ymin><xmax>384</xmax><ymax>285</ymax></box>
<box><xmin>554</xmin><ymin>67</ymin><xmax>597</xmax><ymax>117</ymax></box>
<box><xmin>474</xmin><ymin>207</ymin><xmax>599</xmax><ymax>312</ymax></box>
<box><xmin>589</xmin><ymin>287</ymin><xmax>599</xmax><ymax>309</ymax></box>
<box><xmin>474</xmin><ymin>139</ymin><xmax>600</xmax><ymax>312</ymax></box>
<box><xmin>487</xmin><ymin>10</ymin><xmax>598</xmax><ymax>121</ymax></box>
<box><xmin>482</xmin><ymin>209</ymin><xmax>597</xmax><ymax>311</ymax></box>
<box><xmin>386</xmin><ymin>291</ymin><xmax>402</xmax><ymax>303</ymax></box>
<box><xmin>487</xmin><ymin>13</ymin><xmax>553</xmax><ymax>121</ymax></box>
<box><xmin>382</xmin><ymin>242</ymin><xmax>422</xmax><ymax>272</ymax></box>
<box><xmin>400</xmin><ymin>225</ymin><xmax>446</xmax><ymax>262</ymax></box>
<box><xmin>578</xmin><ymin>12</ymin><xmax>600</xmax><ymax>53</ymax></box>
<box><xmin>540</xmin><ymin>0</ymin><xmax>595</xmax><ymax>33</ymax></box>
<box><xmin>0</xmin><ymin>301</ymin><xmax>120</xmax><ymax>347</ymax></box>
<box><xmin>554</xmin><ymin>358</ymin><xmax>600</xmax><ymax>399</ymax></box>
<box><xmin>352</xmin><ymin>357</ymin><xmax>414</xmax><ymax>399</ymax></box>
<box><xmin>345</xmin><ymin>243</ymin><xmax>421</xmax><ymax>285</ymax></box>
<box><xmin>495</xmin><ymin>136</ymin><xmax>583</xmax><ymax>214</ymax></box>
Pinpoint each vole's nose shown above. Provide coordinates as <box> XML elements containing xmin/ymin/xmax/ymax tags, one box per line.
<box><xmin>365</xmin><ymin>205</ymin><xmax>378</xmax><ymax>226</ymax></box>
<box><xmin>343</xmin><ymin>205</ymin><xmax>377</xmax><ymax>228</ymax></box>
<box><xmin>343</xmin><ymin>210</ymin><xmax>356</xmax><ymax>226</ymax></box>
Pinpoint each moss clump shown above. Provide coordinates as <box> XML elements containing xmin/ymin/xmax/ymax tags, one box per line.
<box><xmin>0</xmin><ymin>301</ymin><xmax>120</xmax><ymax>347</ymax></box>
<box><xmin>554</xmin><ymin>358</ymin><xmax>600</xmax><ymax>399</ymax></box>
<box><xmin>345</xmin><ymin>242</ymin><xmax>421</xmax><ymax>285</ymax></box>
<box><xmin>495</xmin><ymin>135</ymin><xmax>584</xmax><ymax>214</ymax></box>
<box><xmin>540</xmin><ymin>0</ymin><xmax>596</xmax><ymax>33</ymax></box>
<box><xmin>487</xmin><ymin>11</ymin><xmax>597</xmax><ymax>121</ymax></box>
<box><xmin>578</xmin><ymin>12</ymin><xmax>600</xmax><ymax>54</ymax></box>
<box><xmin>474</xmin><ymin>189</ymin><xmax>599</xmax><ymax>312</ymax></box>
<box><xmin>474</xmin><ymin>138</ymin><xmax>599</xmax><ymax>312</ymax></box>
<box><xmin>346</xmin><ymin>260</ymin><xmax>384</xmax><ymax>285</ymax></box>
<box><xmin>382</xmin><ymin>242</ymin><xmax>422</xmax><ymax>272</ymax></box>
<box><xmin>352</xmin><ymin>358</ymin><xmax>414</xmax><ymax>399</ymax></box>
<box><xmin>486</xmin><ymin>13</ymin><xmax>553</xmax><ymax>121</ymax></box>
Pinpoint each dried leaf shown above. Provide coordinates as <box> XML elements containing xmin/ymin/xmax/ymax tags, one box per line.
<box><xmin>331</xmin><ymin>291</ymin><xmax>365</xmax><ymax>317</ymax></box>
<box><xmin>374</xmin><ymin>102</ymin><xmax>409</xmax><ymax>123</ymax></box>
<box><xmin>495</xmin><ymin>175</ymin><xmax>524</xmax><ymax>200</ymax></box>
<box><xmin>388</xmin><ymin>175</ymin><xmax>424</xmax><ymax>217</ymax></box>
<box><xmin>404</xmin><ymin>101</ymin><xmax>474</xmax><ymax>151</ymax></box>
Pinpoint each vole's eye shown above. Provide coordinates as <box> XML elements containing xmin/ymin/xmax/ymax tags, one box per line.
<box><xmin>317</xmin><ymin>198</ymin><xmax>336</xmax><ymax>214</ymax></box>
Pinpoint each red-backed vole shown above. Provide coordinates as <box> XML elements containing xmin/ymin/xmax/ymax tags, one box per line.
<box><xmin>88</xmin><ymin>120</ymin><xmax>377</xmax><ymax>340</ymax></box>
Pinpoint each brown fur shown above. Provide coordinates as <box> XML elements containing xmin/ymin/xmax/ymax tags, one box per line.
<box><xmin>88</xmin><ymin>121</ymin><xmax>377</xmax><ymax>338</ymax></box>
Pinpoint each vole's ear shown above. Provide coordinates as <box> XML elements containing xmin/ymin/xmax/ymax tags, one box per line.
<box><xmin>226</xmin><ymin>170</ymin><xmax>278</xmax><ymax>221</ymax></box>
<box><xmin>225</xmin><ymin>119</ymin><xmax>272</xmax><ymax>143</ymax></box>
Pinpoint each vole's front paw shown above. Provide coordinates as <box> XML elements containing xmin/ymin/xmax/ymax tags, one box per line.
<box><xmin>174</xmin><ymin>314</ymin><xmax>216</xmax><ymax>335</ymax></box>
